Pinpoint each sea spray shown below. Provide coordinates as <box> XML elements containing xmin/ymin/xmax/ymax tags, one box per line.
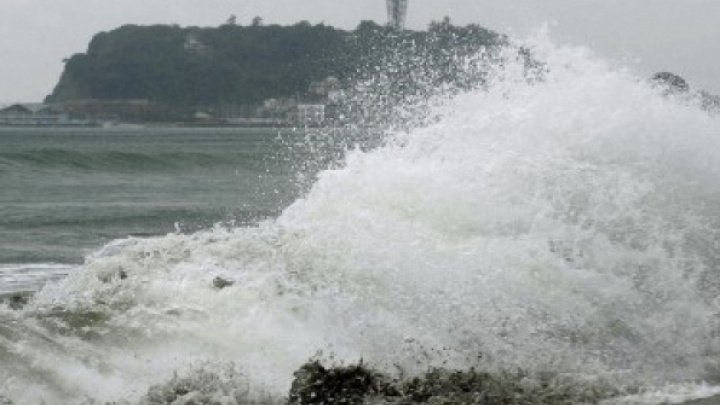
<box><xmin>3</xmin><ymin>35</ymin><xmax>720</xmax><ymax>404</ymax></box>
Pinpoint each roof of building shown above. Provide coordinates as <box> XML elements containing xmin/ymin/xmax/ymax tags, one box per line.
<box><xmin>0</xmin><ymin>103</ymin><xmax>48</xmax><ymax>114</ymax></box>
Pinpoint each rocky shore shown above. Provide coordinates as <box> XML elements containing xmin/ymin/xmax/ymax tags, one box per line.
<box><xmin>285</xmin><ymin>361</ymin><xmax>612</xmax><ymax>405</ymax></box>
<box><xmin>2</xmin><ymin>290</ymin><xmax>718</xmax><ymax>404</ymax></box>
<box><xmin>1</xmin><ymin>349</ymin><xmax>719</xmax><ymax>404</ymax></box>
<box><xmin>137</xmin><ymin>360</ymin><xmax>720</xmax><ymax>405</ymax></box>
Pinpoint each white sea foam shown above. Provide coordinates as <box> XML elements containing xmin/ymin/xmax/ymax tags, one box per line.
<box><xmin>0</xmin><ymin>263</ymin><xmax>74</xmax><ymax>296</ymax></box>
<box><xmin>2</xmin><ymin>35</ymin><xmax>720</xmax><ymax>404</ymax></box>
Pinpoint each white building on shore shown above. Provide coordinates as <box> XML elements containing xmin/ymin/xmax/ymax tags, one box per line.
<box><xmin>0</xmin><ymin>103</ymin><xmax>69</xmax><ymax>126</ymax></box>
<box><xmin>297</xmin><ymin>104</ymin><xmax>325</xmax><ymax>125</ymax></box>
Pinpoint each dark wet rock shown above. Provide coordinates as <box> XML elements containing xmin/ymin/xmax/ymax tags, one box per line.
<box><xmin>9</xmin><ymin>295</ymin><xmax>29</xmax><ymax>310</ymax></box>
<box><xmin>0</xmin><ymin>292</ymin><xmax>32</xmax><ymax>310</ymax></box>
<box><xmin>399</xmin><ymin>368</ymin><xmax>580</xmax><ymax>404</ymax></box>
<box><xmin>8</xmin><ymin>295</ymin><xmax>28</xmax><ymax>310</ymax></box>
<box><xmin>288</xmin><ymin>361</ymin><xmax>615</xmax><ymax>405</ymax></box>
<box><xmin>213</xmin><ymin>276</ymin><xmax>235</xmax><ymax>289</ymax></box>
<box><xmin>648</xmin><ymin>72</ymin><xmax>720</xmax><ymax>114</ymax></box>
<box><xmin>651</xmin><ymin>71</ymin><xmax>690</xmax><ymax>95</ymax></box>
<box><xmin>144</xmin><ymin>375</ymin><xmax>198</xmax><ymax>404</ymax></box>
<box><xmin>699</xmin><ymin>90</ymin><xmax>720</xmax><ymax>113</ymax></box>
<box><xmin>289</xmin><ymin>361</ymin><xmax>398</xmax><ymax>404</ymax></box>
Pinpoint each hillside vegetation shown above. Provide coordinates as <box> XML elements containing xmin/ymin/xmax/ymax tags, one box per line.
<box><xmin>46</xmin><ymin>19</ymin><xmax>503</xmax><ymax>109</ymax></box>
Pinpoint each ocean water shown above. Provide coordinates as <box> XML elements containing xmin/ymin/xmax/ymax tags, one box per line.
<box><xmin>0</xmin><ymin>127</ymin><xmax>316</xmax><ymax>292</ymax></box>
<box><xmin>0</xmin><ymin>128</ymin><xmax>309</xmax><ymax>260</ymax></box>
<box><xmin>2</xmin><ymin>37</ymin><xmax>720</xmax><ymax>404</ymax></box>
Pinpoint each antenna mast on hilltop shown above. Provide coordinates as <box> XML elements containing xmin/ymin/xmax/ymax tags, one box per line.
<box><xmin>386</xmin><ymin>0</ymin><xmax>409</xmax><ymax>29</ymax></box>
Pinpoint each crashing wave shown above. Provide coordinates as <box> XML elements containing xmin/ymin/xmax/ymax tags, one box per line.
<box><xmin>3</xmin><ymin>32</ymin><xmax>720</xmax><ymax>404</ymax></box>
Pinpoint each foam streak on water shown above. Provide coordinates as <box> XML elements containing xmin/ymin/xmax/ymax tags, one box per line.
<box><xmin>3</xmin><ymin>36</ymin><xmax>720</xmax><ymax>404</ymax></box>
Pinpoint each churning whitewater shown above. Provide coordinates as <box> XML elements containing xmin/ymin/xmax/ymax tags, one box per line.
<box><xmin>3</xmin><ymin>37</ymin><xmax>720</xmax><ymax>404</ymax></box>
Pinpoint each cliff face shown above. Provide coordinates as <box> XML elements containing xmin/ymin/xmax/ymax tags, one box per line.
<box><xmin>45</xmin><ymin>20</ymin><xmax>502</xmax><ymax>109</ymax></box>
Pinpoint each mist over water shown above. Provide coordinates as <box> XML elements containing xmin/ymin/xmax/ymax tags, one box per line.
<box><xmin>3</xmin><ymin>36</ymin><xmax>720</xmax><ymax>404</ymax></box>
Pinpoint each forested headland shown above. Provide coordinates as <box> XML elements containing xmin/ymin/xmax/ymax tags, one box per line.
<box><xmin>45</xmin><ymin>19</ymin><xmax>503</xmax><ymax>123</ymax></box>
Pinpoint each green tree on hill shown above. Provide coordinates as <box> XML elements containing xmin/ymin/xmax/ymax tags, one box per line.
<box><xmin>46</xmin><ymin>19</ymin><xmax>504</xmax><ymax>116</ymax></box>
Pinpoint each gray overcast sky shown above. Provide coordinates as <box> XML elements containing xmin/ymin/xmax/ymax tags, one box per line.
<box><xmin>1</xmin><ymin>0</ymin><xmax>718</xmax><ymax>103</ymax></box>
